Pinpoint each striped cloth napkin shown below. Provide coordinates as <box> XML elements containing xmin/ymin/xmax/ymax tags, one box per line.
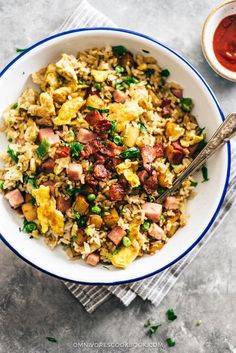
<box><xmin>56</xmin><ymin>0</ymin><xmax>236</xmax><ymax>313</ymax></box>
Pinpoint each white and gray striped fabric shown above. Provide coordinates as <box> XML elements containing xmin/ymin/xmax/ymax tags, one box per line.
<box><xmin>56</xmin><ymin>0</ymin><xmax>236</xmax><ymax>313</ymax></box>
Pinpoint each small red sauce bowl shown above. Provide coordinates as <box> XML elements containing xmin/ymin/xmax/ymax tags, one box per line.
<box><xmin>202</xmin><ymin>0</ymin><xmax>236</xmax><ymax>81</ymax></box>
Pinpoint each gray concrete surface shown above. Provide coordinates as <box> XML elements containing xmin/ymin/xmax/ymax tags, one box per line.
<box><xmin>0</xmin><ymin>0</ymin><xmax>236</xmax><ymax>352</ymax></box>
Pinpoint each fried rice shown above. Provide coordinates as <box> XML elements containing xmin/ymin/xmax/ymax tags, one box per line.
<box><xmin>0</xmin><ymin>45</ymin><xmax>206</xmax><ymax>269</ymax></box>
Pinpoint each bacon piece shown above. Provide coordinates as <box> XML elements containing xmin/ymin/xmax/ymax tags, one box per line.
<box><xmin>85</xmin><ymin>110</ymin><xmax>103</xmax><ymax>126</ymax></box>
<box><xmin>56</xmin><ymin>195</ymin><xmax>72</xmax><ymax>213</ymax></box>
<box><xmin>77</xmin><ymin>128</ymin><xmax>98</xmax><ymax>143</ymax></box>
<box><xmin>93</xmin><ymin>119</ymin><xmax>112</xmax><ymax>134</ymax></box>
<box><xmin>85</xmin><ymin>175</ymin><xmax>98</xmax><ymax>187</ymax></box>
<box><xmin>165</xmin><ymin>145</ymin><xmax>184</xmax><ymax>164</ymax></box>
<box><xmin>155</xmin><ymin>143</ymin><xmax>164</xmax><ymax>158</ymax></box>
<box><xmin>172</xmin><ymin>141</ymin><xmax>189</xmax><ymax>155</ymax></box>
<box><xmin>38</xmin><ymin>128</ymin><xmax>60</xmax><ymax>146</ymax></box>
<box><xmin>137</xmin><ymin>170</ymin><xmax>149</xmax><ymax>184</ymax></box>
<box><xmin>164</xmin><ymin>196</ymin><xmax>180</xmax><ymax>210</ymax></box>
<box><xmin>162</xmin><ymin>106</ymin><xmax>171</xmax><ymax>117</ymax></box>
<box><xmin>67</xmin><ymin>163</ymin><xmax>83</xmax><ymax>181</ymax></box>
<box><xmin>101</xmin><ymin>140</ymin><xmax>124</xmax><ymax>157</ymax></box>
<box><xmin>142</xmin><ymin>202</ymin><xmax>163</xmax><ymax>222</ymax></box>
<box><xmin>5</xmin><ymin>189</ymin><xmax>24</xmax><ymax>209</ymax></box>
<box><xmin>188</xmin><ymin>143</ymin><xmax>199</xmax><ymax>156</ymax></box>
<box><xmin>113</xmin><ymin>90</ymin><xmax>127</xmax><ymax>103</ymax></box>
<box><xmin>86</xmin><ymin>253</ymin><xmax>100</xmax><ymax>266</ymax></box>
<box><xmin>94</xmin><ymin>153</ymin><xmax>107</xmax><ymax>165</ymax></box>
<box><xmin>171</xmin><ymin>87</ymin><xmax>183</xmax><ymax>98</ymax></box>
<box><xmin>108</xmin><ymin>226</ymin><xmax>126</xmax><ymax>246</ymax></box>
<box><xmin>148</xmin><ymin>223</ymin><xmax>165</xmax><ymax>240</ymax></box>
<box><xmin>43</xmin><ymin>180</ymin><xmax>56</xmax><ymax>196</ymax></box>
<box><xmin>161</xmin><ymin>98</ymin><xmax>171</xmax><ymax>108</ymax></box>
<box><xmin>143</xmin><ymin>173</ymin><xmax>159</xmax><ymax>194</ymax></box>
<box><xmin>54</xmin><ymin>146</ymin><xmax>70</xmax><ymax>159</ymax></box>
<box><xmin>141</xmin><ymin>144</ymin><xmax>164</xmax><ymax>170</ymax></box>
<box><xmin>109</xmin><ymin>183</ymin><xmax>125</xmax><ymax>201</ymax></box>
<box><xmin>81</xmin><ymin>138</ymin><xmax>103</xmax><ymax>158</ymax></box>
<box><xmin>41</xmin><ymin>158</ymin><xmax>55</xmax><ymax>173</ymax></box>
<box><xmin>106</xmin><ymin>157</ymin><xmax>122</xmax><ymax>170</ymax></box>
<box><xmin>93</xmin><ymin>164</ymin><xmax>109</xmax><ymax>180</ymax></box>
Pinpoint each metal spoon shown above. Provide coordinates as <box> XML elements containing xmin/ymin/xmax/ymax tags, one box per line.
<box><xmin>157</xmin><ymin>112</ymin><xmax>236</xmax><ymax>203</ymax></box>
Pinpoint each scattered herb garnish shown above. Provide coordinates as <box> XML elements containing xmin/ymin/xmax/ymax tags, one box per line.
<box><xmin>24</xmin><ymin>176</ymin><xmax>37</xmax><ymax>188</ymax></box>
<box><xmin>0</xmin><ymin>180</ymin><xmax>4</xmax><ymax>190</ymax></box>
<box><xmin>196</xmin><ymin>127</ymin><xmax>205</xmax><ymax>136</ymax></box>
<box><xmin>115</xmin><ymin>65</ymin><xmax>125</xmax><ymax>73</ymax></box>
<box><xmin>7</xmin><ymin>146</ymin><xmax>19</xmax><ymax>163</ymax></box>
<box><xmin>180</xmin><ymin>97</ymin><xmax>194</xmax><ymax>112</ymax></box>
<box><xmin>16</xmin><ymin>48</ymin><xmax>27</xmax><ymax>53</ymax></box>
<box><xmin>69</xmin><ymin>142</ymin><xmax>83</xmax><ymax>158</ymax></box>
<box><xmin>144</xmin><ymin>320</ymin><xmax>162</xmax><ymax>337</ymax></box>
<box><xmin>22</xmin><ymin>220</ymin><xmax>37</xmax><ymax>233</ymax></box>
<box><xmin>94</xmin><ymin>83</ymin><xmax>102</xmax><ymax>92</ymax></box>
<box><xmin>112</xmin><ymin>45</ymin><xmax>127</xmax><ymax>56</ymax></box>
<box><xmin>201</xmin><ymin>165</ymin><xmax>209</xmax><ymax>182</ymax></box>
<box><xmin>11</xmin><ymin>102</ymin><xmax>18</xmax><ymax>109</ymax></box>
<box><xmin>160</xmin><ymin>69</ymin><xmax>170</xmax><ymax>77</ymax></box>
<box><xmin>46</xmin><ymin>337</ymin><xmax>57</xmax><ymax>343</ymax></box>
<box><xmin>190</xmin><ymin>180</ymin><xmax>198</xmax><ymax>187</ymax></box>
<box><xmin>120</xmin><ymin>147</ymin><xmax>140</xmax><ymax>159</ymax></box>
<box><xmin>110</xmin><ymin>134</ymin><xmax>124</xmax><ymax>146</ymax></box>
<box><xmin>166</xmin><ymin>338</ymin><xmax>176</xmax><ymax>347</ymax></box>
<box><xmin>139</xmin><ymin>123</ymin><xmax>148</xmax><ymax>133</ymax></box>
<box><xmin>145</xmin><ymin>68</ymin><xmax>155</xmax><ymax>77</ymax></box>
<box><xmin>36</xmin><ymin>139</ymin><xmax>50</xmax><ymax>159</ymax></box>
<box><xmin>87</xmin><ymin>106</ymin><xmax>110</xmax><ymax>114</ymax></box>
<box><xmin>166</xmin><ymin>308</ymin><xmax>177</xmax><ymax>321</ymax></box>
<box><xmin>142</xmin><ymin>49</ymin><xmax>150</xmax><ymax>54</ymax></box>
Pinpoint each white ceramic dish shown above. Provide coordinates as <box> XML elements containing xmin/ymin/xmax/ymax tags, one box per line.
<box><xmin>202</xmin><ymin>0</ymin><xmax>236</xmax><ymax>81</ymax></box>
<box><xmin>0</xmin><ymin>28</ymin><xmax>230</xmax><ymax>284</ymax></box>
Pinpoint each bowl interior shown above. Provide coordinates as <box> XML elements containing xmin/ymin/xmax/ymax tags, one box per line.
<box><xmin>0</xmin><ymin>29</ymin><xmax>229</xmax><ymax>284</ymax></box>
<box><xmin>202</xmin><ymin>1</ymin><xmax>236</xmax><ymax>81</ymax></box>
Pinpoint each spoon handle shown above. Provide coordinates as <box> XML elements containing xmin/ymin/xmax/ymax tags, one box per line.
<box><xmin>158</xmin><ymin>113</ymin><xmax>236</xmax><ymax>203</ymax></box>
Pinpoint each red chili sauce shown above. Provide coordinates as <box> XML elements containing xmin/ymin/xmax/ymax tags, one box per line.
<box><xmin>213</xmin><ymin>14</ymin><xmax>236</xmax><ymax>72</ymax></box>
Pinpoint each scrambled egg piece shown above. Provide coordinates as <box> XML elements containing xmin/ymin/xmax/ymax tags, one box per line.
<box><xmin>54</xmin><ymin>157</ymin><xmax>70</xmax><ymax>175</ymax></box>
<box><xmin>24</xmin><ymin>119</ymin><xmax>39</xmax><ymax>142</ymax></box>
<box><xmin>91</xmin><ymin>69</ymin><xmax>108</xmax><ymax>82</ymax></box>
<box><xmin>53</xmin><ymin>87</ymin><xmax>72</xmax><ymax>104</ymax></box>
<box><xmin>86</xmin><ymin>95</ymin><xmax>105</xmax><ymax>110</ymax></box>
<box><xmin>53</xmin><ymin>97</ymin><xmax>85</xmax><ymax>125</ymax></box>
<box><xmin>42</xmin><ymin>64</ymin><xmax>60</xmax><ymax>91</ymax></box>
<box><xmin>19</xmin><ymin>88</ymin><xmax>39</xmax><ymax>110</ymax></box>
<box><xmin>180</xmin><ymin>131</ymin><xmax>204</xmax><ymax>147</ymax></box>
<box><xmin>165</xmin><ymin>121</ymin><xmax>185</xmax><ymax>142</ymax></box>
<box><xmin>111</xmin><ymin>239</ymin><xmax>140</xmax><ymax>269</ymax></box>
<box><xmin>32</xmin><ymin>185</ymin><xmax>64</xmax><ymax>236</ymax></box>
<box><xmin>28</xmin><ymin>92</ymin><xmax>56</xmax><ymax>118</ymax></box>
<box><xmin>116</xmin><ymin>160</ymin><xmax>140</xmax><ymax>188</ymax></box>
<box><xmin>55</xmin><ymin>54</ymin><xmax>78</xmax><ymax>82</ymax></box>
<box><xmin>129</xmin><ymin>219</ymin><xmax>147</xmax><ymax>248</ymax></box>
<box><xmin>32</xmin><ymin>67</ymin><xmax>47</xmax><ymax>86</ymax></box>
<box><xmin>108</xmin><ymin>101</ymin><xmax>144</xmax><ymax>132</ymax></box>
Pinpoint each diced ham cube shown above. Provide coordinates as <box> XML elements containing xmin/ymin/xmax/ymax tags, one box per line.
<box><xmin>108</xmin><ymin>226</ymin><xmax>126</xmax><ymax>246</ymax></box>
<box><xmin>5</xmin><ymin>189</ymin><xmax>24</xmax><ymax>209</ymax></box>
<box><xmin>113</xmin><ymin>90</ymin><xmax>127</xmax><ymax>104</ymax></box>
<box><xmin>148</xmin><ymin>223</ymin><xmax>165</xmax><ymax>240</ymax></box>
<box><xmin>38</xmin><ymin>128</ymin><xmax>60</xmax><ymax>146</ymax></box>
<box><xmin>77</xmin><ymin>128</ymin><xmax>98</xmax><ymax>143</ymax></box>
<box><xmin>109</xmin><ymin>183</ymin><xmax>125</xmax><ymax>201</ymax></box>
<box><xmin>164</xmin><ymin>196</ymin><xmax>180</xmax><ymax>210</ymax></box>
<box><xmin>56</xmin><ymin>196</ymin><xmax>72</xmax><ymax>213</ymax></box>
<box><xmin>142</xmin><ymin>202</ymin><xmax>163</xmax><ymax>222</ymax></box>
<box><xmin>93</xmin><ymin>164</ymin><xmax>109</xmax><ymax>180</ymax></box>
<box><xmin>86</xmin><ymin>253</ymin><xmax>100</xmax><ymax>266</ymax></box>
<box><xmin>67</xmin><ymin>163</ymin><xmax>83</xmax><ymax>181</ymax></box>
<box><xmin>41</xmin><ymin>158</ymin><xmax>55</xmax><ymax>173</ymax></box>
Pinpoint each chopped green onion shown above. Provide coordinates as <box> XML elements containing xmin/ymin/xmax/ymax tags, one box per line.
<box><xmin>115</xmin><ymin>65</ymin><xmax>125</xmax><ymax>73</ymax></box>
<box><xmin>94</xmin><ymin>83</ymin><xmax>102</xmax><ymax>92</ymax></box>
<box><xmin>166</xmin><ymin>338</ymin><xmax>176</xmax><ymax>347</ymax></box>
<box><xmin>141</xmin><ymin>221</ymin><xmax>151</xmax><ymax>232</ymax></box>
<box><xmin>166</xmin><ymin>308</ymin><xmax>177</xmax><ymax>321</ymax></box>
<box><xmin>23</xmin><ymin>220</ymin><xmax>37</xmax><ymax>233</ymax></box>
<box><xmin>122</xmin><ymin>236</ymin><xmax>131</xmax><ymax>247</ymax></box>
<box><xmin>46</xmin><ymin>337</ymin><xmax>57</xmax><ymax>343</ymax></box>
<box><xmin>201</xmin><ymin>165</ymin><xmax>209</xmax><ymax>182</ymax></box>
<box><xmin>108</xmin><ymin>120</ymin><xmax>117</xmax><ymax>134</ymax></box>
<box><xmin>75</xmin><ymin>214</ymin><xmax>87</xmax><ymax>228</ymax></box>
<box><xmin>8</xmin><ymin>138</ymin><xmax>13</xmax><ymax>142</ymax></box>
<box><xmin>0</xmin><ymin>180</ymin><xmax>4</xmax><ymax>190</ymax></box>
<box><xmin>24</xmin><ymin>176</ymin><xmax>37</xmax><ymax>188</ymax></box>
<box><xmin>196</xmin><ymin>139</ymin><xmax>207</xmax><ymax>154</ymax></box>
<box><xmin>142</xmin><ymin>49</ymin><xmax>150</xmax><ymax>54</ymax></box>
<box><xmin>196</xmin><ymin>319</ymin><xmax>203</xmax><ymax>326</ymax></box>
<box><xmin>157</xmin><ymin>187</ymin><xmax>165</xmax><ymax>195</ymax></box>
<box><xmin>190</xmin><ymin>180</ymin><xmax>198</xmax><ymax>187</ymax></box>
<box><xmin>144</xmin><ymin>320</ymin><xmax>162</xmax><ymax>337</ymax></box>
<box><xmin>160</xmin><ymin>69</ymin><xmax>170</xmax><ymax>77</ymax></box>
<box><xmin>36</xmin><ymin>139</ymin><xmax>50</xmax><ymax>159</ymax></box>
<box><xmin>120</xmin><ymin>147</ymin><xmax>140</xmax><ymax>159</ymax></box>
<box><xmin>148</xmin><ymin>195</ymin><xmax>156</xmax><ymax>202</ymax></box>
<box><xmin>160</xmin><ymin>214</ymin><xmax>165</xmax><ymax>222</ymax></box>
<box><xmin>111</xmin><ymin>134</ymin><xmax>124</xmax><ymax>146</ymax></box>
<box><xmin>69</xmin><ymin>142</ymin><xmax>84</xmax><ymax>158</ymax></box>
<box><xmin>71</xmin><ymin>234</ymin><xmax>78</xmax><ymax>242</ymax></box>
<box><xmin>7</xmin><ymin>146</ymin><xmax>19</xmax><ymax>163</ymax></box>
<box><xmin>114</xmin><ymin>79</ymin><xmax>126</xmax><ymax>91</ymax></box>
<box><xmin>196</xmin><ymin>127</ymin><xmax>205</xmax><ymax>136</ymax></box>
<box><xmin>180</xmin><ymin>97</ymin><xmax>194</xmax><ymax>112</ymax></box>
<box><xmin>91</xmin><ymin>205</ymin><xmax>102</xmax><ymax>215</ymax></box>
<box><xmin>145</xmin><ymin>68</ymin><xmax>155</xmax><ymax>77</ymax></box>
<box><xmin>11</xmin><ymin>102</ymin><xmax>18</xmax><ymax>109</ymax></box>
<box><xmin>112</xmin><ymin>45</ymin><xmax>127</xmax><ymax>56</ymax></box>
<box><xmin>139</xmin><ymin>123</ymin><xmax>148</xmax><ymax>133</ymax></box>
<box><xmin>124</xmin><ymin>76</ymin><xmax>139</xmax><ymax>85</ymax></box>
<box><xmin>87</xmin><ymin>106</ymin><xmax>110</xmax><ymax>114</ymax></box>
<box><xmin>16</xmin><ymin>48</ymin><xmax>27</xmax><ymax>53</ymax></box>
<box><xmin>87</xmin><ymin>194</ymin><xmax>96</xmax><ymax>202</ymax></box>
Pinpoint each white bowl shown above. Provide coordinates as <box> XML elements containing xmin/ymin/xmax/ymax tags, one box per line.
<box><xmin>202</xmin><ymin>0</ymin><xmax>236</xmax><ymax>81</ymax></box>
<box><xmin>0</xmin><ymin>28</ymin><xmax>230</xmax><ymax>284</ymax></box>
